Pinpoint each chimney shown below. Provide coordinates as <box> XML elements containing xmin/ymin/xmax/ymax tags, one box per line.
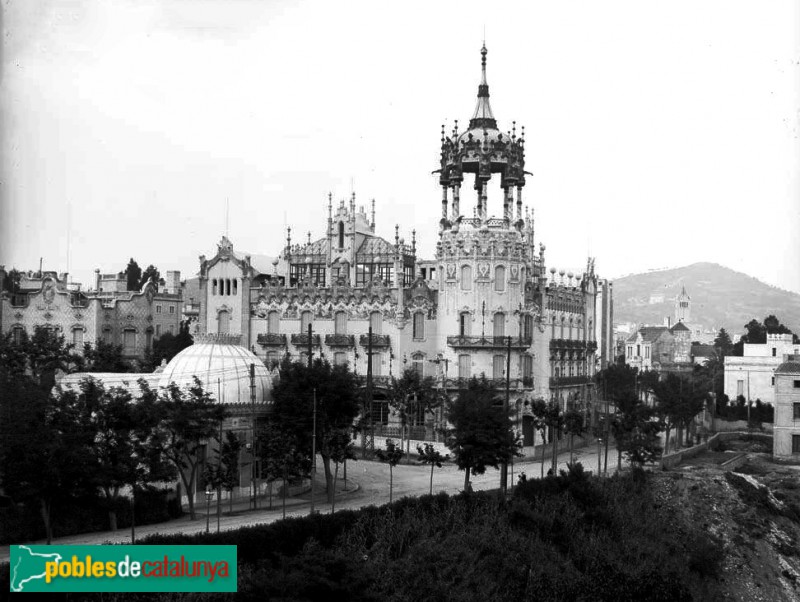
<box><xmin>94</xmin><ymin>269</ymin><xmax>101</xmax><ymax>291</ymax></box>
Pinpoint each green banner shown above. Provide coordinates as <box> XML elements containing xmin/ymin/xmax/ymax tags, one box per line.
<box><xmin>9</xmin><ymin>545</ymin><xmax>237</xmax><ymax>593</ymax></box>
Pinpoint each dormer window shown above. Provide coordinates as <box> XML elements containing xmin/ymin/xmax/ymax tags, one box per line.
<box><xmin>338</xmin><ymin>222</ymin><xmax>345</xmax><ymax>249</ymax></box>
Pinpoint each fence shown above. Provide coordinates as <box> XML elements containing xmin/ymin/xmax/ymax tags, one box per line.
<box><xmin>712</xmin><ymin>418</ymin><xmax>773</xmax><ymax>433</ymax></box>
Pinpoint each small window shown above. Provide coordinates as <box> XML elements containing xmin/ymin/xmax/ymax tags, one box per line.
<box><xmin>494</xmin><ymin>266</ymin><xmax>506</xmax><ymax>292</ymax></box>
<box><xmin>412</xmin><ymin>353</ymin><xmax>424</xmax><ymax>378</ymax></box>
<box><xmin>772</xmin><ymin>348</ymin><xmax>777</xmax><ymax>357</ymax></box>
<box><xmin>458</xmin><ymin>354</ymin><xmax>471</xmax><ymax>379</ymax></box>
<box><xmin>72</xmin><ymin>328</ymin><xmax>84</xmax><ymax>349</ymax></box>
<box><xmin>334</xmin><ymin>351</ymin><xmax>347</xmax><ymax>366</ymax></box>
<box><xmin>522</xmin><ymin>355</ymin><xmax>533</xmax><ymax>381</ymax></box>
<box><xmin>493</xmin><ymin>355</ymin><xmax>505</xmax><ymax>379</ymax></box>
<box><xmin>460</xmin><ymin>265</ymin><xmax>472</xmax><ymax>290</ymax></box>
<box><xmin>335</xmin><ymin>311</ymin><xmax>347</xmax><ymax>335</ymax></box>
<box><xmin>212</xmin><ymin>279</ymin><xmax>217</xmax><ymax>296</ymax></box>
<box><xmin>338</xmin><ymin>222</ymin><xmax>345</xmax><ymax>249</ymax></box>
<box><xmin>12</xmin><ymin>326</ymin><xmax>24</xmax><ymax>345</ymax></box>
<box><xmin>794</xmin><ymin>380</ymin><xmax>800</xmax><ymax>389</ymax></box>
<box><xmin>300</xmin><ymin>311</ymin><xmax>313</xmax><ymax>333</ymax></box>
<box><xmin>103</xmin><ymin>328</ymin><xmax>113</xmax><ymax>344</ymax></box>
<box><xmin>793</xmin><ymin>435</ymin><xmax>800</xmax><ymax>454</ymax></box>
<box><xmin>266</xmin><ymin>351</ymin><xmax>280</xmax><ymax>368</ymax></box>
<box><xmin>123</xmin><ymin>330</ymin><xmax>136</xmax><ymax>355</ymax></box>
<box><xmin>268</xmin><ymin>311</ymin><xmax>280</xmax><ymax>334</ymax></box>
<box><xmin>145</xmin><ymin>330</ymin><xmax>153</xmax><ymax>350</ymax></box>
<box><xmin>156</xmin><ymin>305</ymin><xmax>162</xmax><ymax>314</ymax></box>
<box><xmin>793</xmin><ymin>403</ymin><xmax>800</xmax><ymax>420</ymax></box>
<box><xmin>156</xmin><ymin>324</ymin><xmax>161</xmax><ymax>337</ymax></box>
<box><xmin>233</xmin><ymin>279</ymin><xmax>238</xmax><ymax>295</ymax></box>
<box><xmin>169</xmin><ymin>324</ymin><xmax>175</xmax><ymax>334</ymax></box>
<box><xmin>493</xmin><ymin>313</ymin><xmax>505</xmax><ymax>338</ymax></box>
<box><xmin>772</xmin><ymin>376</ymin><xmax>775</xmax><ymax>386</ymax></box>
<box><xmin>169</xmin><ymin>305</ymin><xmax>175</xmax><ymax>314</ymax></box>
<box><xmin>370</xmin><ymin>351</ymin><xmax>381</xmax><ymax>376</ymax></box>
<box><xmin>413</xmin><ymin>312</ymin><xmax>425</xmax><ymax>340</ymax></box>
<box><xmin>226</xmin><ymin>279</ymin><xmax>231</xmax><ymax>296</ymax></box>
<box><xmin>370</xmin><ymin>311</ymin><xmax>382</xmax><ymax>335</ymax></box>
<box><xmin>459</xmin><ymin>312</ymin><xmax>471</xmax><ymax>337</ymax></box>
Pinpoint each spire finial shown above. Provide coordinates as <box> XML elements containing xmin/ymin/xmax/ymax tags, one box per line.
<box><xmin>371</xmin><ymin>198</ymin><xmax>376</xmax><ymax>229</ymax></box>
<box><xmin>470</xmin><ymin>43</ymin><xmax>496</xmax><ymax>129</ymax></box>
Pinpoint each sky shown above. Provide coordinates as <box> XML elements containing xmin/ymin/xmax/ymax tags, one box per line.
<box><xmin>1</xmin><ymin>0</ymin><xmax>798</xmax><ymax>293</ymax></box>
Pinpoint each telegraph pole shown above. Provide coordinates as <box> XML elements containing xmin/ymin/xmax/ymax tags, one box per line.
<box><xmin>250</xmin><ymin>363</ymin><xmax>257</xmax><ymax>509</ymax></box>
<box><xmin>307</xmin><ymin>323</ymin><xmax>313</xmax><ymax>368</ymax></box>
<box><xmin>363</xmin><ymin>325</ymin><xmax>375</xmax><ymax>458</ymax></box>
<box><xmin>310</xmin><ymin>388</ymin><xmax>317</xmax><ymax>514</ymax></box>
<box><xmin>500</xmin><ymin>335</ymin><xmax>511</xmax><ymax>494</ymax></box>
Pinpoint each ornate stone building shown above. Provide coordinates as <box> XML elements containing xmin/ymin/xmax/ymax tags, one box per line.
<box><xmin>0</xmin><ymin>267</ymin><xmax>183</xmax><ymax>363</ymax></box>
<box><xmin>195</xmin><ymin>45</ymin><xmax>606</xmax><ymax>447</ymax></box>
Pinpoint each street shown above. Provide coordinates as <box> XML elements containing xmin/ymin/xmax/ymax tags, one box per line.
<box><xmin>0</xmin><ymin>441</ymin><xmax>619</xmax><ymax>563</ymax></box>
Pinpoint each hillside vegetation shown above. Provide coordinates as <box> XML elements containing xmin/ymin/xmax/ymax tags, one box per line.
<box><xmin>611</xmin><ymin>262</ymin><xmax>800</xmax><ymax>334</ymax></box>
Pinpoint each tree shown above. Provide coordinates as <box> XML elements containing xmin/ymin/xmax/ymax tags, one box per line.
<box><xmin>143</xmin><ymin>321</ymin><xmax>193</xmax><ymax>371</ymax></box>
<box><xmin>529</xmin><ymin>399</ymin><xmax>550</xmax><ymax>478</ymax></box>
<box><xmin>653</xmin><ymin>373</ymin><xmax>706</xmax><ymax>453</ymax></box>
<box><xmin>125</xmin><ymin>258</ymin><xmax>142</xmax><ymax>292</ymax></box>
<box><xmin>713</xmin><ymin>328</ymin><xmax>733</xmax><ymax>356</ymax></box>
<box><xmin>1</xmin><ymin>268</ymin><xmax>22</xmax><ymax>294</ymax></box>
<box><xmin>82</xmin><ymin>340</ymin><xmax>130</xmax><ymax>372</ymax></box>
<box><xmin>613</xmin><ymin>390</ymin><xmax>662</xmax><ymax>468</ymax></box>
<box><xmin>155</xmin><ymin>378</ymin><xmax>227</xmax><ymax>520</ymax></box>
<box><xmin>325</xmin><ymin>428</ymin><xmax>356</xmax><ymax>513</ymax></box>
<box><xmin>563</xmin><ymin>409</ymin><xmax>585</xmax><ymax>465</ymax></box>
<box><xmin>386</xmin><ymin>367</ymin><xmax>444</xmax><ymax>461</ymax></box>
<box><xmin>376</xmin><ymin>439</ymin><xmax>405</xmax><ymax>503</ymax></box>
<box><xmin>732</xmin><ymin>315</ymin><xmax>798</xmax><ymax>355</ymax></box>
<box><xmin>259</xmin><ymin>423</ymin><xmax>311</xmax><ymax>519</ymax></box>
<box><xmin>270</xmin><ymin>357</ymin><xmax>361</xmax><ymax>505</ymax></box>
<box><xmin>139</xmin><ymin>264</ymin><xmax>161</xmax><ymax>289</ymax></box>
<box><xmin>218</xmin><ymin>431</ymin><xmax>243</xmax><ymax>515</ymax></box>
<box><xmin>416</xmin><ymin>443</ymin><xmax>449</xmax><ymax>496</ymax></box>
<box><xmin>445</xmin><ymin>377</ymin><xmax>520</xmax><ymax>492</ymax></box>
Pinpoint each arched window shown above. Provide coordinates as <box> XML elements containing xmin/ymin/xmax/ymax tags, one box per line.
<box><xmin>523</xmin><ymin>315</ymin><xmax>533</xmax><ymax>340</ymax></box>
<box><xmin>412</xmin><ymin>352</ymin><xmax>425</xmax><ymax>378</ymax></box>
<box><xmin>459</xmin><ymin>312</ymin><xmax>471</xmax><ymax>336</ymax></box>
<box><xmin>226</xmin><ymin>279</ymin><xmax>231</xmax><ymax>296</ymax></box>
<box><xmin>300</xmin><ymin>311</ymin><xmax>313</xmax><ymax>333</ymax></box>
<box><xmin>413</xmin><ymin>312</ymin><xmax>425</xmax><ymax>340</ymax></box>
<box><xmin>460</xmin><ymin>265</ymin><xmax>472</xmax><ymax>290</ymax></box>
<box><xmin>493</xmin><ymin>312</ymin><xmax>505</xmax><ymax>338</ymax></box>
<box><xmin>370</xmin><ymin>311</ymin><xmax>382</xmax><ymax>335</ymax></box>
<box><xmin>335</xmin><ymin>311</ymin><xmax>347</xmax><ymax>335</ymax></box>
<box><xmin>338</xmin><ymin>222</ymin><xmax>345</xmax><ymax>249</ymax></box>
<box><xmin>233</xmin><ymin>279</ymin><xmax>238</xmax><ymax>295</ymax></box>
<box><xmin>218</xmin><ymin>310</ymin><xmax>230</xmax><ymax>334</ymax></box>
<box><xmin>212</xmin><ymin>279</ymin><xmax>217</xmax><ymax>296</ymax></box>
<box><xmin>268</xmin><ymin>311</ymin><xmax>280</xmax><ymax>334</ymax></box>
<box><xmin>494</xmin><ymin>265</ymin><xmax>506</xmax><ymax>291</ymax></box>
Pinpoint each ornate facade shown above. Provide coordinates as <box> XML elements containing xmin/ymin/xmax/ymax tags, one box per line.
<box><xmin>0</xmin><ymin>267</ymin><xmax>183</xmax><ymax>363</ymax></box>
<box><xmin>196</xmin><ymin>46</ymin><xmax>607</xmax><ymax>446</ymax></box>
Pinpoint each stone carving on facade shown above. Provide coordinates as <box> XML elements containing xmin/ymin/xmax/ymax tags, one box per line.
<box><xmin>446</xmin><ymin>263</ymin><xmax>456</xmax><ymax>279</ymax></box>
<box><xmin>14</xmin><ymin>311</ymin><xmax>23</xmax><ymax>320</ymax></box>
<box><xmin>43</xmin><ymin>282</ymin><xmax>56</xmax><ymax>304</ymax></box>
<box><xmin>477</xmin><ymin>262</ymin><xmax>490</xmax><ymax>279</ymax></box>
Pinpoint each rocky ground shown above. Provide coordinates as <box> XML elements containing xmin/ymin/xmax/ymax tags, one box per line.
<box><xmin>658</xmin><ymin>435</ymin><xmax>800</xmax><ymax>601</ymax></box>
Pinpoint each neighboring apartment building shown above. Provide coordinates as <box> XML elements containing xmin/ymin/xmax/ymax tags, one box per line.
<box><xmin>772</xmin><ymin>355</ymin><xmax>800</xmax><ymax>458</ymax></box>
<box><xmin>0</xmin><ymin>267</ymin><xmax>183</xmax><ymax>363</ymax></box>
<box><xmin>724</xmin><ymin>334</ymin><xmax>800</xmax><ymax>404</ymax></box>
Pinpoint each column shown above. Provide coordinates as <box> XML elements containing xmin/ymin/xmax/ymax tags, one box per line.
<box><xmin>503</xmin><ymin>187</ymin><xmax>512</xmax><ymax>223</ymax></box>
<box><xmin>441</xmin><ymin>186</ymin><xmax>448</xmax><ymax>222</ymax></box>
<box><xmin>516</xmin><ymin>186</ymin><xmax>523</xmax><ymax>223</ymax></box>
<box><xmin>480</xmin><ymin>181</ymin><xmax>488</xmax><ymax>221</ymax></box>
<box><xmin>452</xmin><ymin>183</ymin><xmax>460</xmax><ymax>220</ymax></box>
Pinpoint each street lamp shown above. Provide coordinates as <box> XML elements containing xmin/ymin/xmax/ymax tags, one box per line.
<box><xmin>205</xmin><ymin>487</ymin><xmax>213</xmax><ymax>534</ymax></box>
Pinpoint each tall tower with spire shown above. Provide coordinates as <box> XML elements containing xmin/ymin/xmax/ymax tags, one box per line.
<box><xmin>675</xmin><ymin>285</ymin><xmax>691</xmax><ymax>323</ymax></box>
<box><xmin>434</xmin><ymin>44</ymin><xmax>543</xmax><ymax>390</ymax></box>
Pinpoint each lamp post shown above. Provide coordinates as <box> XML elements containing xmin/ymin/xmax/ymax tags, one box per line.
<box><xmin>205</xmin><ymin>487</ymin><xmax>213</xmax><ymax>534</ymax></box>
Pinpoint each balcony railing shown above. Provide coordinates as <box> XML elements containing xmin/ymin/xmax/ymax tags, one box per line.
<box><xmin>290</xmin><ymin>333</ymin><xmax>321</xmax><ymax>347</ymax></box>
<box><xmin>550</xmin><ymin>375</ymin><xmax>591</xmax><ymax>388</ymax></box>
<box><xmin>257</xmin><ymin>333</ymin><xmax>287</xmax><ymax>347</ymax></box>
<box><xmin>446</xmin><ymin>335</ymin><xmax>532</xmax><ymax>349</ymax></box>
<box><xmin>359</xmin><ymin>333</ymin><xmax>391</xmax><ymax>348</ymax></box>
<box><xmin>364</xmin><ymin>375</ymin><xmax>393</xmax><ymax>387</ymax></box>
<box><xmin>325</xmin><ymin>334</ymin><xmax>355</xmax><ymax>347</ymax></box>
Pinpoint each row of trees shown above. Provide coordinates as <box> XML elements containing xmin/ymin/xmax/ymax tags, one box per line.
<box><xmin>0</xmin><ymin>328</ymin><xmax>224</xmax><ymax>542</ymax></box>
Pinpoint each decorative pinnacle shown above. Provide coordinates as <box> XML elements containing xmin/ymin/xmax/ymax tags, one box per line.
<box><xmin>441</xmin><ymin>123</ymin><xmax>446</xmax><ymax>143</ymax></box>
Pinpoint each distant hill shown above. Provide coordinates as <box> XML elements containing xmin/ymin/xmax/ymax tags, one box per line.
<box><xmin>610</xmin><ymin>262</ymin><xmax>800</xmax><ymax>336</ymax></box>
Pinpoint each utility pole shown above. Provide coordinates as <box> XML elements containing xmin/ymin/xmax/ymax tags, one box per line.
<box><xmin>363</xmin><ymin>325</ymin><xmax>375</xmax><ymax>458</ymax></box>
<box><xmin>310</xmin><ymin>387</ymin><xmax>317</xmax><ymax>514</ymax></box>
<box><xmin>500</xmin><ymin>335</ymin><xmax>511</xmax><ymax>494</ymax></box>
<box><xmin>307</xmin><ymin>323</ymin><xmax>313</xmax><ymax>368</ymax></box>
<box><xmin>250</xmin><ymin>363</ymin><xmax>257</xmax><ymax>509</ymax></box>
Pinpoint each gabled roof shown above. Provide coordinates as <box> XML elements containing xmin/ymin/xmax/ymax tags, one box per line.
<box><xmin>776</xmin><ymin>362</ymin><xmax>800</xmax><ymax>375</ymax></box>
<box><xmin>671</xmin><ymin>321</ymin><xmax>690</xmax><ymax>333</ymax></box>
<box><xmin>232</xmin><ymin>251</ymin><xmax>278</xmax><ymax>276</ymax></box>
<box><xmin>627</xmin><ymin>326</ymin><xmax>671</xmax><ymax>343</ymax></box>
<box><xmin>357</xmin><ymin>235</ymin><xmax>395</xmax><ymax>257</ymax></box>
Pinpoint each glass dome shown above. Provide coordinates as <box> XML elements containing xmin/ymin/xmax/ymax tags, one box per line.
<box><xmin>158</xmin><ymin>334</ymin><xmax>272</xmax><ymax>405</ymax></box>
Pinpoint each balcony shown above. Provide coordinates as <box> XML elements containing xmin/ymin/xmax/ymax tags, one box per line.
<box><xmin>290</xmin><ymin>333</ymin><xmax>321</xmax><ymax>347</ymax></box>
<box><xmin>446</xmin><ymin>335</ymin><xmax>532</xmax><ymax>349</ymax></box>
<box><xmin>550</xmin><ymin>375</ymin><xmax>591</xmax><ymax>388</ymax></box>
<box><xmin>257</xmin><ymin>333</ymin><xmax>287</xmax><ymax>347</ymax></box>
<box><xmin>359</xmin><ymin>333</ymin><xmax>391</xmax><ymax>348</ymax></box>
<box><xmin>325</xmin><ymin>334</ymin><xmax>355</xmax><ymax>347</ymax></box>
<box><xmin>364</xmin><ymin>375</ymin><xmax>393</xmax><ymax>388</ymax></box>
